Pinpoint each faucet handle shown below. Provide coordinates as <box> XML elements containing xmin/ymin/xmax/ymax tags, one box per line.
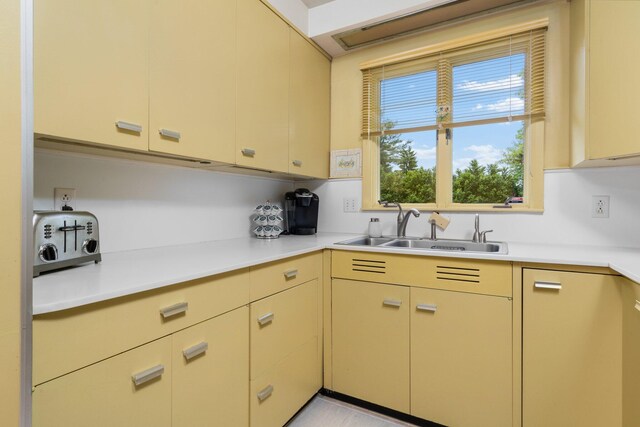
<box><xmin>479</xmin><ymin>230</ymin><xmax>493</xmax><ymax>243</ymax></box>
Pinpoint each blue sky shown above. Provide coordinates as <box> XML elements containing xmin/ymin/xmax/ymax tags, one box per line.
<box><xmin>381</xmin><ymin>54</ymin><xmax>525</xmax><ymax>171</ymax></box>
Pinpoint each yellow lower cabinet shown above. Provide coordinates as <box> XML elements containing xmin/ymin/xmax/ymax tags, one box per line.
<box><xmin>33</xmin><ymin>336</ymin><xmax>171</xmax><ymax>427</ymax></box>
<box><xmin>250</xmin><ymin>279</ymin><xmax>318</xmax><ymax>379</ymax></box>
<box><xmin>332</xmin><ymin>279</ymin><xmax>410</xmax><ymax>413</ymax></box>
<box><xmin>410</xmin><ymin>287</ymin><xmax>512</xmax><ymax>426</ymax></box>
<box><xmin>172</xmin><ymin>306</ymin><xmax>249</xmax><ymax>427</ymax></box>
<box><xmin>523</xmin><ymin>269</ymin><xmax>623</xmax><ymax>427</ymax></box>
<box><xmin>250</xmin><ymin>339</ymin><xmax>320</xmax><ymax>427</ymax></box>
<box><xmin>622</xmin><ymin>278</ymin><xmax>640</xmax><ymax>427</ymax></box>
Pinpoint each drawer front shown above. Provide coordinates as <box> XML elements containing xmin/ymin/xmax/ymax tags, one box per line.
<box><xmin>34</xmin><ymin>269</ymin><xmax>250</xmax><ymax>385</ymax></box>
<box><xmin>332</xmin><ymin>250</ymin><xmax>511</xmax><ymax>297</ymax></box>
<box><xmin>250</xmin><ymin>251</ymin><xmax>321</xmax><ymax>301</ymax></box>
<box><xmin>250</xmin><ymin>339</ymin><xmax>320</xmax><ymax>427</ymax></box>
<box><xmin>33</xmin><ymin>336</ymin><xmax>172</xmax><ymax>427</ymax></box>
<box><xmin>172</xmin><ymin>307</ymin><xmax>249</xmax><ymax>427</ymax></box>
<box><xmin>250</xmin><ymin>279</ymin><xmax>318</xmax><ymax>379</ymax></box>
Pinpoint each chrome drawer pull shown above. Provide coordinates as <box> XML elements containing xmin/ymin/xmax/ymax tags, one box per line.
<box><xmin>257</xmin><ymin>312</ymin><xmax>274</xmax><ymax>326</ymax></box>
<box><xmin>160</xmin><ymin>302</ymin><xmax>188</xmax><ymax>319</ymax></box>
<box><xmin>383</xmin><ymin>299</ymin><xmax>402</xmax><ymax>307</ymax></box>
<box><xmin>159</xmin><ymin>128</ymin><xmax>181</xmax><ymax>140</ymax></box>
<box><xmin>534</xmin><ymin>281</ymin><xmax>562</xmax><ymax>290</ymax></box>
<box><xmin>635</xmin><ymin>300</ymin><xmax>640</xmax><ymax>312</ymax></box>
<box><xmin>292</xmin><ymin>160</ymin><xmax>303</xmax><ymax>167</ymax></box>
<box><xmin>183</xmin><ymin>341</ymin><xmax>208</xmax><ymax>361</ymax></box>
<box><xmin>257</xmin><ymin>385</ymin><xmax>274</xmax><ymax>402</ymax></box>
<box><xmin>132</xmin><ymin>364</ymin><xmax>164</xmax><ymax>386</ymax></box>
<box><xmin>115</xmin><ymin>121</ymin><xmax>143</xmax><ymax>133</ymax></box>
<box><xmin>416</xmin><ymin>303</ymin><xmax>437</xmax><ymax>313</ymax></box>
<box><xmin>241</xmin><ymin>148</ymin><xmax>256</xmax><ymax>157</ymax></box>
<box><xmin>283</xmin><ymin>269</ymin><xmax>298</xmax><ymax>279</ymax></box>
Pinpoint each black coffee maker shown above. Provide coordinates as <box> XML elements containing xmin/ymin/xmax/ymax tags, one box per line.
<box><xmin>283</xmin><ymin>188</ymin><xmax>319</xmax><ymax>235</ymax></box>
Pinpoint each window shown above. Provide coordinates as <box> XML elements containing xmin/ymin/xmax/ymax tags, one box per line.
<box><xmin>361</xmin><ymin>24</ymin><xmax>546</xmax><ymax>211</ymax></box>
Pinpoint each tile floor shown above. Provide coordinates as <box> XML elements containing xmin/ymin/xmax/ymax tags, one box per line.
<box><xmin>286</xmin><ymin>395</ymin><xmax>418</xmax><ymax>427</ymax></box>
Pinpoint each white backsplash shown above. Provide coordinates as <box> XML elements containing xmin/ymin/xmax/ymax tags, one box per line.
<box><xmin>299</xmin><ymin>166</ymin><xmax>640</xmax><ymax>249</ymax></box>
<box><xmin>34</xmin><ymin>149</ymin><xmax>640</xmax><ymax>253</ymax></box>
<box><xmin>34</xmin><ymin>149</ymin><xmax>294</xmax><ymax>253</ymax></box>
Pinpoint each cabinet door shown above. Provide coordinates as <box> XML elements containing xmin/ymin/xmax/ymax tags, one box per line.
<box><xmin>33</xmin><ymin>336</ymin><xmax>171</xmax><ymax>427</ymax></box>
<box><xmin>411</xmin><ymin>287</ymin><xmax>512</xmax><ymax>427</ymax></box>
<box><xmin>34</xmin><ymin>0</ymin><xmax>149</xmax><ymax>151</ymax></box>
<box><xmin>149</xmin><ymin>0</ymin><xmax>236</xmax><ymax>163</ymax></box>
<box><xmin>288</xmin><ymin>31</ymin><xmax>330</xmax><ymax>178</ymax></box>
<box><xmin>523</xmin><ymin>269</ymin><xmax>623</xmax><ymax>427</ymax></box>
<box><xmin>622</xmin><ymin>278</ymin><xmax>640</xmax><ymax>427</ymax></box>
<box><xmin>588</xmin><ymin>1</ymin><xmax>640</xmax><ymax>160</ymax></box>
<box><xmin>332</xmin><ymin>279</ymin><xmax>410</xmax><ymax>413</ymax></box>
<box><xmin>236</xmin><ymin>0</ymin><xmax>289</xmax><ymax>173</ymax></box>
<box><xmin>172</xmin><ymin>306</ymin><xmax>249</xmax><ymax>427</ymax></box>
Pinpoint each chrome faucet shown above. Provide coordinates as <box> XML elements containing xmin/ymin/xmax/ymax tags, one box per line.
<box><xmin>472</xmin><ymin>213</ymin><xmax>493</xmax><ymax>243</ymax></box>
<box><xmin>398</xmin><ymin>207</ymin><xmax>420</xmax><ymax>237</ymax></box>
<box><xmin>428</xmin><ymin>219</ymin><xmax>437</xmax><ymax>240</ymax></box>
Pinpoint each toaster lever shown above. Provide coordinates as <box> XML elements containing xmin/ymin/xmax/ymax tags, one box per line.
<box><xmin>58</xmin><ymin>225</ymin><xmax>86</xmax><ymax>231</ymax></box>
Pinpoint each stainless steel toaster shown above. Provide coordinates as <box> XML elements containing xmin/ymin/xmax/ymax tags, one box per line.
<box><xmin>33</xmin><ymin>210</ymin><xmax>102</xmax><ymax>276</ymax></box>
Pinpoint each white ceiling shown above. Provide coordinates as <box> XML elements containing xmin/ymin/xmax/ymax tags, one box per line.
<box><xmin>300</xmin><ymin>0</ymin><xmax>335</xmax><ymax>8</ymax></box>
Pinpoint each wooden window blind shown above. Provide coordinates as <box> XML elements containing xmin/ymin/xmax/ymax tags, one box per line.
<box><xmin>361</xmin><ymin>28</ymin><xmax>546</xmax><ymax>138</ymax></box>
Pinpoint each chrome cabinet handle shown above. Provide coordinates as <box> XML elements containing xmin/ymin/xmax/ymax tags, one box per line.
<box><xmin>383</xmin><ymin>299</ymin><xmax>402</xmax><ymax>307</ymax></box>
<box><xmin>257</xmin><ymin>312</ymin><xmax>274</xmax><ymax>326</ymax></box>
<box><xmin>241</xmin><ymin>148</ymin><xmax>256</xmax><ymax>157</ymax></box>
<box><xmin>183</xmin><ymin>341</ymin><xmax>208</xmax><ymax>361</ymax></box>
<box><xmin>635</xmin><ymin>300</ymin><xmax>640</xmax><ymax>312</ymax></box>
<box><xmin>292</xmin><ymin>160</ymin><xmax>303</xmax><ymax>167</ymax></box>
<box><xmin>284</xmin><ymin>269</ymin><xmax>298</xmax><ymax>279</ymax></box>
<box><xmin>534</xmin><ymin>281</ymin><xmax>562</xmax><ymax>290</ymax></box>
<box><xmin>159</xmin><ymin>128</ymin><xmax>181</xmax><ymax>140</ymax></box>
<box><xmin>115</xmin><ymin>121</ymin><xmax>143</xmax><ymax>133</ymax></box>
<box><xmin>160</xmin><ymin>302</ymin><xmax>188</xmax><ymax>319</ymax></box>
<box><xmin>257</xmin><ymin>385</ymin><xmax>274</xmax><ymax>402</ymax></box>
<box><xmin>132</xmin><ymin>364</ymin><xmax>164</xmax><ymax>386</ymax></box>
<box><xmin>416</xmin><ymin>303</ymin><xmax>437</xmax><ymax>312</ymax></box>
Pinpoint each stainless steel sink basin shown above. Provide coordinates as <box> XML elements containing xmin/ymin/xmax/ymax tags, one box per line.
<box><xmin>335</xmin><ymin>236</ymin><xmax>396</xmax><ymax>246</ymax></box>
<box><xmin>335</xmin><ymin>236</ymin><xmax>508</xmax><ymax>254</ymax></box>
<box><xmin>382</xmin><ymin>238</ymin><xmax>507</xmax><ymax>253</ymax></box>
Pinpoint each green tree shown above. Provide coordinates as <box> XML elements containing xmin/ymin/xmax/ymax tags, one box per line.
<box><xmin>452</xmin><ymin>160</ymin><xmax>515</xmax><ymax>204</ymax></box>
<box><xmin>398</xmin><ymin>147</ymin><xmax>418</xmax><ymax>173</ymax></box>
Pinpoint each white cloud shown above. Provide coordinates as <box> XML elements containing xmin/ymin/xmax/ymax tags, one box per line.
<box><xmin>413</xmin><ymin>146</ymin><xmax>436</xmax><ymax>161</ymax></box>
<box><xmin>457</xmin><ymin>74</ymin><xmax>524</xmax><ymax>93</ymax></box>
<box><xmin>485</xmin><ymin>97</ymin><xmax>525</xmax><ymax>113</ymax></box>
<box><xmin>453</xmin><ymin>144</ymin><xmax>504</xmax><ymax>171</ymax></box>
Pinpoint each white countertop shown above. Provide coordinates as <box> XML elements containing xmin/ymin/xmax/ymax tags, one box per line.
<box><xmin>33</xmin><ymin>233</ymin><xmax>640</xmax><ymax>315</ymax></box>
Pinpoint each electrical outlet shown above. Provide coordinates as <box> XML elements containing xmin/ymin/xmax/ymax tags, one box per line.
<box><xmin>343</xmin><ymin>197</ymin><xmax>358</xmax><ymax>213</ymax></box>
<box><xmin>592</xmin><ymin>195</ymin><xmax>609</xmax><ymax>218</ymax></box>
<box><xmin>54</xmin><ymin>188</ymin><xmax>76</xmax><ymax>211</ymax></box>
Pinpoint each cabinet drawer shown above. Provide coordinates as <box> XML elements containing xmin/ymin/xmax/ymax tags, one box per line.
<box><xmin>250</xmin><ymin>279</ymin><xmax>318</xmax><ymax>379</ymax></box>
<box><xmin>250</xmin><ymin>251</ymin><xmax>321</xmax><ymax>301</ymax></box>
<box><xmin>332</xmin><ymin>250</ymin><xmax>511</xmax><ymax>297</ymax></box>
<box><xmin>172</xmin><ymin>306</ymin><xmax>249</xmax><ymax>427</ymax></box>
<box><xmin>33</xmin><ymin>336</ymin><xmax>172</xmax><ymax>427</ymax></box>
<box><xmin>33</xmin><ymin>269</ymin><xmax>250</xmax><ymax>385</ymax></box>
<box><xmin>250</xmin><ymin>339</ymin><xmax>320</xmax><ymax>427</ymax></box>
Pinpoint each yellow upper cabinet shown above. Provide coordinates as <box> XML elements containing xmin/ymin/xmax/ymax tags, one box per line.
<box><xmin>34</xmin><ymin>0</ymin><xmax>149</xmax><ymax>151</ymax></box>
<box><xmin>236</xmin><ymin>0</ymin><xmax>290</xmax><ymax>173</ymax></box>
<box><xmin>149</xmin><ymin>0</ymin><xmax>236</xmax><ymax>163</ymax></box>
<box><xmin>289</xmin><ymin>31</ymin><xmax>330</xmax><ymax>179</ymax></box>
<box><xmin>571</xmin><ymin>0</ymin><xmax>640</xmax><ymax>165</ymax></box>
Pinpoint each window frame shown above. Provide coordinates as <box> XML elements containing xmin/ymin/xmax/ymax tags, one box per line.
<box><xmin>360</xmin><ymin>20</ymin><xmax>547</xmax><ymax>212</ymax></box>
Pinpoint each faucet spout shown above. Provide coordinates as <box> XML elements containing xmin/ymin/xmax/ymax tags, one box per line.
<box><xmin>398</xmin><ymin>208</ymin><xmax>420</xmax><ymax>237</ymax></box>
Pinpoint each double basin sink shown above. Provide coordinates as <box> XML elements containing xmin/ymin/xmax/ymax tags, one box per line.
<box><xmin>336</xmin><ymin>236</ymin><xmax>508</xmax><ymax>254</ymax></box>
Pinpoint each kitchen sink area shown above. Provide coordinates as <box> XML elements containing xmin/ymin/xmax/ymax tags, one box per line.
<box><xmin>335</xmin><ymin>236</ymin><xmax>509</xmax><ymax>254</ymax></box>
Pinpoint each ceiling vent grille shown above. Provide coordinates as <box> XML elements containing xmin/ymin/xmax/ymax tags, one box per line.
<box><xmin>332</xmin><ymin>0</ymin><xmax>531</xmax><ymax>52</ymax></box>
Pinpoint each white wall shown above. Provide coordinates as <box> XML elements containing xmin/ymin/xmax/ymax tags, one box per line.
<box><xmin>300</xmin><ymin>167</ymin><xmax>640</xmax><ymax>248</ymax></box>
<box><xmin>34</xmin><ymin>150</ymin><xmax>294</xmax><ymax>253</ymax></box>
